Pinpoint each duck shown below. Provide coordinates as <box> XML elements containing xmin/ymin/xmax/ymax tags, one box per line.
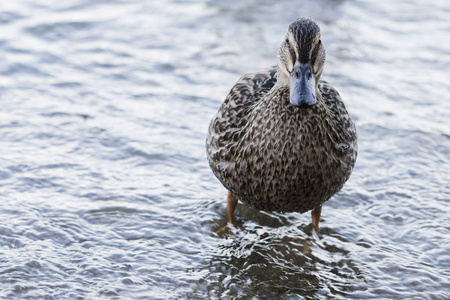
<box><xmin>206</xmin><ymin>17</ymin><xmax>357</xmax><ymax>233</ymax></box>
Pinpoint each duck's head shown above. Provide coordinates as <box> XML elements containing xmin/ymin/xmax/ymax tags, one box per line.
<box><xmin>277</xmin><ymin>18</ymin><xmax>325</xmax><ymax>108</ymax></box>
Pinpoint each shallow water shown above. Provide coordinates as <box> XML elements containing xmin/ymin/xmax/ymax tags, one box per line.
<box><xmin>1</xmin><ymin>0</ymin><xmax>449</xmax><ymax>299</ymax></box>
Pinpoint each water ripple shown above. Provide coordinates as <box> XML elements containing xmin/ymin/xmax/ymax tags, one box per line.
<box><xmin>0</xmin><ymin>0</ymin><xmax>449</xmax><ymax>299</ymax></box>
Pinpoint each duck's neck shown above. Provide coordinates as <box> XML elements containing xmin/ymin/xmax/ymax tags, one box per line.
<box><xmin>275</xmin><ymin>66</ymin><xmax>290</xmax><ymax>88</ymax></box>
<box><xmin>266</xmin><ymin>69</ymin><xmax>288</xmax><ymax>100</ymax></box>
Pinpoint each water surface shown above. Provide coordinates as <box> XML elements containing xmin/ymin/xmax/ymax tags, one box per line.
<box><xmin>0</xmin><ymin>0</ymin><xmax>449</xmax><ymax>299</ymax></box>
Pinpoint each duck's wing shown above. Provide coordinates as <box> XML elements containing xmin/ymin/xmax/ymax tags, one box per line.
<box><xmin>207</xmin><ymin>66</ymin><xmax>277</xmax><ymax>161</ymax></box>
<box><xmin>220</xmin><ymin>66</ymin><xmax>277</xmax><ymax>122</ymax></box>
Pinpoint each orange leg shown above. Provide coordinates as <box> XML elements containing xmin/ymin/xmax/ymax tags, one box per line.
<box><xmin>227</xmin><ymin>192</ymin><xmax>238</xmax><ymax>226</ymax></box>
<box><xmin>311</xmin><ymin>206</ymin><xmax>322</xmax><ymax>233</ymax></box>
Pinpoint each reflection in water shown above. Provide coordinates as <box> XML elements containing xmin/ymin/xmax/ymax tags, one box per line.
<box><xmin>193</xmin><ymin>224</ymin><xmax>365</xmax><ymax>299</ymax></box>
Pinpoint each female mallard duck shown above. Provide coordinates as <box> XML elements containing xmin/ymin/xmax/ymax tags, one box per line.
<box><xmin>206</xmin><ymin>17</ymin><xmax>357</xmax><ymax>233</ymax></box>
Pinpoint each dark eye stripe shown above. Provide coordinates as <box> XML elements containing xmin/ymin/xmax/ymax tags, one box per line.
<box><xmin>289</xmin><ymin>47</ymin><xmax>296</xmax><ymax>63</ymax></box>
<box><xmin>311</xmin><ymin>41</ymin><xmax>321</xmax><ymax>63</ymax></box>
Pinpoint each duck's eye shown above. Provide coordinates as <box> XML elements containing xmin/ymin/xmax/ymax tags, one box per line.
<box><xmin>318</xmin><ymin>39</ymin><xmax>322</xmax><ymax>45</ymax></box>
<box><xmin>285</xmin><ymin>37</ymin><xmax>289</xmax><ymax>44</ymax></box>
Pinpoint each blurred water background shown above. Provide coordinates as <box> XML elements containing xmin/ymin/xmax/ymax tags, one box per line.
<box><xmin>0</xmin><ymin>0</ymin><xmax>449</xmax><ymax>299</ymax></box>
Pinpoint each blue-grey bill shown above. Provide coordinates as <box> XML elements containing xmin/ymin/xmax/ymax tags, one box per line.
<box><xmin>289</xmin><ymin>62</ymin><xmax>316</xmax><ymax>107</ymax></box>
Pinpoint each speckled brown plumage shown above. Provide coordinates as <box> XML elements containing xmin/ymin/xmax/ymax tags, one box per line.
<box><xmin>206</xmin><ymin>18</ymin><xmax>357</xmax><ymax>216</ymax></box>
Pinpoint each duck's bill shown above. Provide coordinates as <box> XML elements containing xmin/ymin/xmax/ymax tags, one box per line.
<box><xmin>289</xmin><ymin>61</ymin><xmax>316</xmax><ymax>108</ymax></box>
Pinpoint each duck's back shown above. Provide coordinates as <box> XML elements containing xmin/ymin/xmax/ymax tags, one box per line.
<box><xmin>206</xmin><ymin>66</ymin><xmax>357</xmax><ymax>213</ymax></box>
<box><xmin>210</xmin><ymin>67</ymin><xmax>277</xmax><ymax>137</ymax></box>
